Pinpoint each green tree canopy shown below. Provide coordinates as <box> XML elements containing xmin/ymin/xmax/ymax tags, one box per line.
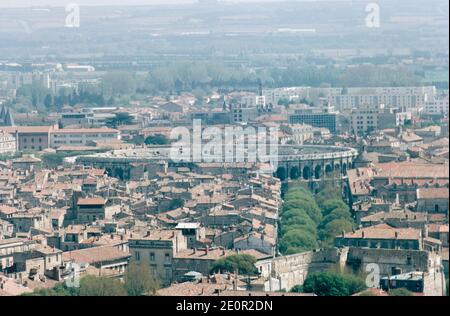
<box><xmin>388</xmin><ymin>288</ymin><xmax>414</xmax><ymax>297</ymax></box>
<box><xmin>300</xmin><ymin>271</ymin><xmax>366</xmax><ymax>296</ymax></box>
<box><xmin>211</xmin><ymin>254</ymin><xmax>258</xmax><ymax>275</ymax></box>
<box><xmin>79</xmin><ymin>276</ymin><xmax>127</xmax><ymax>296</ymax></box>
<box><xmin>124</xmin><ymin>263</ymin><xmax>160</xmax><ymax>296</ymax></box>
<box><xmin>145</xmin><ymin>134</ymin><xmax>170</xmax><ymax>145</ymax></box>
<box><xmin>106</xmin><ymin>112</ymin><xmax>135</xmax><ymax>128</ymax></box>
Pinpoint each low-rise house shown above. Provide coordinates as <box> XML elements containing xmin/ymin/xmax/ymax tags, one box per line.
<box><xmin>233</xmin><ymin>232</ymin><xmax>275</xmax><ymax>255</ymax></box>
<box><xmin>62</xmin><ymin>245</ymin><xmax>130</xmax><ymax>275</ymax></box>
<box><xmin>416</xmin><ymin>187</ymin><xmax>449</xmax><ymax>214</ymax></box>
<box><xmin>128</xmin><ymin>230</ymin><xmax>187</xmax><ymax>286</ymax></box>
<box><xmin>76</xmin><ymin>197</ymin><xmax>106</xmax><ymax>224</ymax></box>
<box><xmin>334</xmin><ymin>223</ymin><xmax>441</xmax><ymax>252</ymax></box>
<box><xmin>172</xmin><ymin>248</ymin><xmax>235</xmax><ymax>282</ymax></box>
<box><xmin>13</xmin><ymin>246</ymin><xmax>63</xmax><ymax>280</ymax></box>
<box><xmin>0</xmin><ymin>219</ymin><xmax>13</xmax><ymax>239</ymax></box>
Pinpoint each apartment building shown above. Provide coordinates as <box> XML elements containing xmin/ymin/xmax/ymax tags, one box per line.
<box><xmin>423</xmin><ymin>95</ymin><xmax>449</xmax><ymax>117</ymax></box>
<box><xmin>350</xmin><ymin>104</ymin><xmax>411</xmax><ymax>135</ymax></box>
<box><xmin>0</xmin><ymin>126</ymin><xmax>54</xmax><ymax>151</ymax></box>
<box><xmin>329</xmin><ymin>86</ymin><xmax>435</xmax><ymax>111</ymax></box>
<box><xmin>128</xmin><ymin>230</ymin><xmax>187</xmax><ymax>286</ymax></box>
<box><xmin>288</xmin><ymin>103</ymin><xmax>339</xmax><ymax>133</ymax></box>
<box><xmin>50</xmin><ymin>128</ymin><xmax>120</xmax><ymax>148</ymax></box>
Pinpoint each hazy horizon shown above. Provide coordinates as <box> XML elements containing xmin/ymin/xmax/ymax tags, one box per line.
<box><xmin>0</xmin><ymin>0</ymin><xmax>284</xmax><ymax>8</ymax></box>
<box><xmin>0</xmin><ymin>0</ymin><xmax>197</xmax><ymax>8</ymax></box>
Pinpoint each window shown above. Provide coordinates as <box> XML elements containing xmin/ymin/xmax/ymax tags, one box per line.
<box><xmin>150</xmin><ymin>252</ymin><xmax>155</xmax><ymax>261</ymax></box>
<box><xmin>165</xmin><ymin>268</ymin><xmax>171</xmax><ymax>280</ymax></box>
<box><xmin>135</xmin><ymin>251</ymin><xmax>140</xmax><ymax>261</ymax></box>
<box><xmin>164</xmin><ymin>253</ymin><xmax>170</xmax><ymax>263</ymax></box>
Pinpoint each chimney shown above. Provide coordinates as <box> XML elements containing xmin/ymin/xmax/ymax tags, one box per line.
<box><xmin>422</xmin><ymin>226</ymin><xmax>429</xmax><ymax>239</ymax></box>
<box><xmin>205</xmin><ymin>246</ymin><xmax>209</xmax><ymax>255</ymax></box>
<box><xmin>395</xmin><ymin>232</ymin><xmax>399</xmax><ymax>239</ymax></box>
<box><xmin>362</xmin><ymin>231</ymin><xmax>365</xmax><ymax>239</ymax></box>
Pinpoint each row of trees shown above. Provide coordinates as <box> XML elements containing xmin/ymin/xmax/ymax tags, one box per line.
<box><xmin>291</xmin><ymin>271</ymin><xmax>366</xmax><ymax>296</ymax></box>
<box><xmin>142</xmin><ymin>62</ymin><xmax>420</xmax><ymax>95</ymax></box>
<box><xmin>291</xmin><ymin>271</ymin><xmax>419</xmax><ymax>296</ymax></box>
<box><xmin>278</xmin><ymin>184</ymin><xmax>355</xmax><ymax>255</ymax></box>
<box><xmin>13</xmin><ymin>63</ymin><xmax>421</xmax><ymax>111</ymax></box>
<box><xmin>16</xmin><ymin>83</ymin><xmax>109</xmax><ymax>111</ymax></box>
<box><xmin>25</xmin><ymin>263</ymin><xmax>159</xmax><ymax>296</ymax></box>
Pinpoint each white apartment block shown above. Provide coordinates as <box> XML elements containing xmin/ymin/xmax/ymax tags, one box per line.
<box><xmin>424</xmin><ymin>96</ymin><xmax>449</xmax><ymax>117</ymax></box>
<box><xmin>50</xmin><ymin>128</ymin><xmax>120</xmax><ymax>148</ymax></box>
<box><xmin>0</xmin><ymin>130</ymin><xmax>16</xmax><ymax>154</ymax></box>
<box><xmin>330</xmin><ymin>86</ymin><xmax>436</xmax><ymax>111</ymax></box>
<box><xmin>8</xmin><ymin>72</ymin><xmax>51</xmax><ymax>90</ymax></box>
<box><xmin>243</xmin><ymin>86</ymin><xmax>436</xmax><ymax>112</ymax></box>
<box><xmin>350</xmin><ymin>105</ymin><xmax>380</xmax><ymax>135</ymax></box>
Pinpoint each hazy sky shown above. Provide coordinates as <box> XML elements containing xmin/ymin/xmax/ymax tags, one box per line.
<box><xmin>0</xmin><ymin>0</ymin><xmax>198</xmax><ymax>8</ymax></box>
<box><xmin>0</xmin><ymin>0</ymin><xmax>310</xmax><ymax>8</ymax></box>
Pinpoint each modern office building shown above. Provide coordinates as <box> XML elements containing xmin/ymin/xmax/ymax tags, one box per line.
<box><xmin>288</xmin><ymin>102</ymin><xmax>339</xmax><ymax>134</ymax></box>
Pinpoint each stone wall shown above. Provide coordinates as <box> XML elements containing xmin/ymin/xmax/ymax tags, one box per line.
<box><xmin>255</xmin><ymin>247</ymin><xmax>446</xmax><ymax>295</ymax></box>
<box><xmin>346</xmin><ymin>247</ymin><xmax>446</xmax><ymax>296</ymax></box>
<box><xmin>255</xmin><ymin>248</ymin><xmax>346</xmax><ymax>291</ymax></box>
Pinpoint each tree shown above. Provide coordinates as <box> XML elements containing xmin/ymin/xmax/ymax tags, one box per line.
<box><xmin>102</xmin><ymin>71</ymin><xmax>137</xmax><ymax>95</ymax></box>
<box><xmin>79</xmin><ymin>276</ymin><xmax>127</xmax><ymax>296</ymax></box>
<box><xmin>388</xmin><ymin>288</ymin><xmax>413</xmax><ymax>297</ymax></box>
<box><xmin>320</xmin><ymin>199</ymin><xmax>348</xmax><ymax>216</ymax></box>
<box><xmin>211</xmin><ymin>254</ymin><xmax>258</xmax><ymax>275</ymax></box>
<box><xmin>23</xmin><ymin>282</ymin><xmax>80</xmax><ymax>296</ymax></box>
<box><xmin>106</xmin><ymin>112</ymin><xmax>134</xmax><ymax>128</ymax></box>
<box><xmin>44</xmin><ymin>94</ymin><xmax>53</xmax><ymax>109</ymax></box>
<box><xmin>145</xmin><ymin>134</ymin><xmax>170</xmax><ymax>145</ymax></box>
<box><xmin>279</xmin><ymin>230</ymin><xmax>319</xmax><ymax>254</ymax></box>
<box><xmin>24</xmin><ymin>275</ymin><xmax>127</xmax><ymax>296</ymax></box>
<box><xmin>300</xmin><ymin>271</ymin><xmax>366</xmax><ymax>296</ymax></box>
<box><xmin>319</xmin><ymin>219</ymin><xmax>354</xmax><ymax>247</ymax></box>
<box><xmin>124</xmin><ymin>263</ymin><xmax>160</xmax><ymax>296</ymax></box>
<box><xmin>41</xmin><ymin>153</ymin><xmax>65</xmax><ymax>168</ymax></box>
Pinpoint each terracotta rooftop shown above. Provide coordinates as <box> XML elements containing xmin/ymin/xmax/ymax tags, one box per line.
<box><xmin>174</xmin><ymin>248</ymin><xmax>235</xmax><ymax>260</ymax></box>
<box><xmin>339</xmin><ymin>224</ymin><xmax>422</xmax><ymax>241</ymax></box>
<box><xmin>62</xmin><ymin>245</ymin><xmax>130</xmax><ymax>264</ymax></box>
<box><xmin>374</xmin><ymin>162</ymin><xmax>449</xmax><ymax>179</ymax></box>
<box><xmin>77</xmin><ymin>197</ymin><xmax>106</xmax><ymax>206</ymax></box>
<box><xmin>417</xmin><ymin>187</ymin><xmax>449</xmax><ymax>199</ymax></box>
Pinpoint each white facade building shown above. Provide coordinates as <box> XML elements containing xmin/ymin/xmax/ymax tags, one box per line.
<box><xmin>424</xmin><ymin>95</ymin><xmax>449</xmax><ymax>117</ymax></box>
<box><xmin>0</xmin><ymin>130</ymin><xmax>16</xmax><ymax>154</ymax></box>
<box><xmin>50</xmin><ymin>128</ymin><xmax>120</xmax><ymax>148</ymax></box>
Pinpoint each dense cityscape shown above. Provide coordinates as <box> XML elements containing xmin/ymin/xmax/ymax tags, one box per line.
<box><xmin>0</xmin><ymin>0</ymin><xmax>449</xmax><ymax>299</ymax></box>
